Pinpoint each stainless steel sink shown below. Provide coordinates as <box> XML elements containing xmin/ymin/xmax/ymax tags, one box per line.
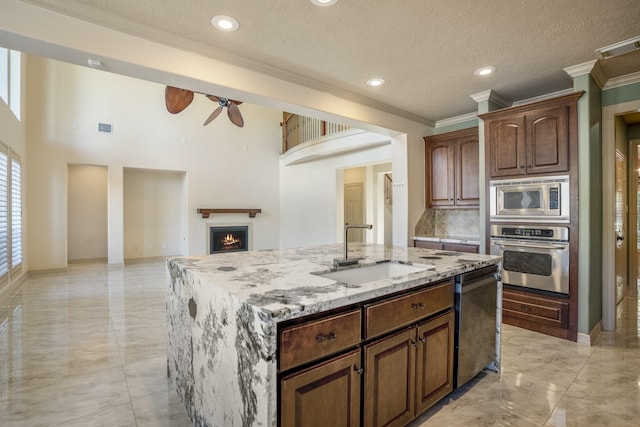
<box><xmin>315</xmin><ymin>261</ymin><xmax>435</xmax><ymax>286</ymax></box>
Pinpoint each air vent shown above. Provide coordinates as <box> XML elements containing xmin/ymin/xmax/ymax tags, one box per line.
<box><xmin>98</xmin><ymin>122</ymin><xmax>113</xmax><ymax>134</ymax></box>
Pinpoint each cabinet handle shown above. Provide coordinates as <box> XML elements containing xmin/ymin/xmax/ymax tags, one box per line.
<box><xmin>418</xmin><ymin>337</ymin><xmax>427</xmax><ymax>344</ymax></box>
<box><xmin>411</xmin><ymin>302</ymin><xmax>425</xmax><ymax>310</ymax></box>
<box><xmin>411</xmin><ymin>340</ymin><xmax>418</xmax><ymax>347</ymax></box>
<box><xmin>354</xmin><ymin>367</ymin><xmax>364</xmax><ymax>375</ymax></box>
<box><xmin>316</xmin><ymin>332</ymin><xmax>337</xmax><ymax>343</ymax></box>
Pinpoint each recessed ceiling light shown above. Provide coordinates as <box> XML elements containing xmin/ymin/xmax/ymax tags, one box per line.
<box><xmin>311</xmin><ymin>0</ymin><xmax>338</xmax><ymax>6</ymax></box>
<box><xmin>366</xmin><ymin>78</ymin><xmax>385</xmax><ymax>87</ymax></box>
<box><xmin>211</xmin><ymin>15</ymin><xmax>239</xmax><ymax>32</ymax></box>
<box><xmin>474</xmin><ymin>66</ymin><xmax>496</xmax><ymax>76</ymax></box>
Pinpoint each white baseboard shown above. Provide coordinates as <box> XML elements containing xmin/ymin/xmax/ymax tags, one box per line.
<box><xmin>577</xmin><ymin>321</ymin><xmax>602</xmax><ymax>346</ymax></box>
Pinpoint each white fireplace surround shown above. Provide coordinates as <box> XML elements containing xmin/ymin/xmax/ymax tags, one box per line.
<box><xmin>206</xmin><ymin>222</ymin><xmax>253</xmax><ymax>254</ymax></box>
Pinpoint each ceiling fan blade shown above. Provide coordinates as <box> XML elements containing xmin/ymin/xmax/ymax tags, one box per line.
<box><xmin>203</xmin><ymin>106</ymin><xmax>223</xmax><ymax>126</ymax></box>
<box><xmin>206</xmin><ymin>95</ymin><xmax>221</xmax><ymax>103</ymax></box>
<box><xmin>227</xmin><ymin>102</ymin><xmax>244</xmax><ymax>127</ymax></box>
<box><xmin>230</xmin><ymin>99</ymin><xmax>243</xmax><ymax>105</ymax></box>
<box><xmin>165</xmin><ymin>86</ymin><xmax>194</xmax><ymax>114</ymax></box>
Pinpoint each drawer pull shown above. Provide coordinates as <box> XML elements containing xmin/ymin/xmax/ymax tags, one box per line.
<box><xmin>316</xmin><ymin>332</ymin><xmax>337</xmax><ymax>343</ymax></box>
<box><xmin>411</xmin><ymin>303</ymin><xmax>425</xmax><ymax>310</ymax></box>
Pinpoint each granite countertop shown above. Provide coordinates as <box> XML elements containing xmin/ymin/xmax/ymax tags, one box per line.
<box><xmin>413</xmin><ymin>235</ymin><xmax>481</xmax><ymax>245</ymax></box>
<box><xmin>167</xmin><ymin>243</ymin><xmax>500</xmax><ymax>322</ymax></box>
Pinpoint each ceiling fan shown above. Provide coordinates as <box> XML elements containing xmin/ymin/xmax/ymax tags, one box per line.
<box><xmin>164</xmin><ymin>86</ymin><xmax>244</xmax><ymax>127</ymax></box>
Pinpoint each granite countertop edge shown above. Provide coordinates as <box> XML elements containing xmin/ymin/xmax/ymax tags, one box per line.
<box><xmin>167</xmin><ymin>243</ymin><xmax>500</xmax><ymax>323</ymax></box>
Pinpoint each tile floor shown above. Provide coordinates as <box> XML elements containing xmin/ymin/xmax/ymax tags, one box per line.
<box><xmin>0</xmin><ymin>260</ymin><xmax>638</xmax><ymax>426</ymax></box>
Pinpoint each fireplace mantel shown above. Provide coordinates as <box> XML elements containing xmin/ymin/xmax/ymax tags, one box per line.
<box><xmin>197</xmin><ymin>208</ymin><xmax>261</xmax><ymax>219</ymax></box>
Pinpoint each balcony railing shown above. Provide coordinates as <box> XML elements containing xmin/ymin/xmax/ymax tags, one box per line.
<box><xmin>281</xmin><ymin>113</ymin><xmax>350</xmax><ymax>152</ymax></box>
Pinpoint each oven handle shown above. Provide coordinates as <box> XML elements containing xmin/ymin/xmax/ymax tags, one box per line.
<box><xmin>491</xmin><ymin>239</ymin><xmax>568</xmax><ymax>250</ymax></box>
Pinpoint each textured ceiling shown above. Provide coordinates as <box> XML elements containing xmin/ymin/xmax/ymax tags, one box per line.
<box><xmin>20</xmin><ymin>0</ymin><xmax>640</xmax><ymax>123</ymax></box>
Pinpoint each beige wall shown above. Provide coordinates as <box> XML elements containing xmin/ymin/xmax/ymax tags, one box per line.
<box><xmin>123</xmin><ymin>168</ymin><xmax>186</xmax><ymax>260</ymax></box>
<box><xmin>26</xmin><ymin>56</ymin><xmax>282</xmax><ymax>270</ymax></box>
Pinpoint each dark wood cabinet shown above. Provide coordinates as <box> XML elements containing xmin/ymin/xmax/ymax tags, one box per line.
<box><xmin>502</xmin><ymin>287</ymin><xmax>570</xmax><ymax>336</ymax></box>
<box><xmin>281</xmin><ymin>349</ymin><xmax>361</xmax><ymax>427</ymax></box>
<box><xmin>363</xmin><ymin>310</ymin><xmax>454</xmax><ymax>427</ymax></box>
<box><xmin>481</xmin><ymin>93</ymin><xmax>581</xmax><ymax>178</ymax></box>
<box><xmin>415</xmin><ymin>311</ymin><xmax>455</xmax><ymax>413</ymax></box>
<box><xmin>280</xmin><ymin>278</ymin><xmax>457</xmax><ymax>426</ymax></box>
<box><xmin>414</xmin><ymin>240</ymin><xmax>444</xmax><ymax>250</ymax></box>
<box><xmin>413</xmin><ymin>240</ymin><xmax>479</xmax><ymax>253</ymax></box>
<box><xmin>364</xmin><ymin>328</ymin><xmax>415</xmax><ymax>427</ymax></box>
<box><xmin>481</xmin><ymin>92</ymin><xmax>582</xmax><ymax>342</ymax></box>
<box><xmin>442</xmin><ymin>242</ymin><xmax>479</xmax><ymax>253</ymax></box>
<box><xmin>424</xmin><ymin>127</ymin><xmax>479</xmax><ymax>207</ymax></box>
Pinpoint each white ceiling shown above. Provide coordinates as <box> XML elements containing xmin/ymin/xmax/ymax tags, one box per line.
<box><xmin>16</xmin><ymin>0</ymin><xmax>640</xmax><ymax>123</ymax></box>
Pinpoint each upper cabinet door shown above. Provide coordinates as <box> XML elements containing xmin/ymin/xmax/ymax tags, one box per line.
<box><xmin>424</xmin><ymin>127</ymin><xmax>479</xmax><ymax>208</ymax></box>
<box><xmin>426</xmin><ymin>141</ymin><xmax>455</xmax><ymax>207</ymax></box>
<box><xmin>481</xmin><ymin>92</ymin><xmax>581</xmax><ymax>179</ymax></box>
<box><xmin>487</xmin><ymin>115</ymin><xmax>526</xmax><ymax>177</ymax></box>
<box><xmin>526</xmin><ymin>105</ymin><xmax>569</xmax><ymax>175</ymax></box>
<box><xmin>456</xmin><ymin>137</ymin><xmax>480</xmax><ymax>206</ymax></box>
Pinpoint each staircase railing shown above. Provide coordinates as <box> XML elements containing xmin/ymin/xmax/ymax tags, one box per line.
<box><xmin>281</xmin><ymin>113</ymin><xmax>350</xmax><ymax>152</ymax></box>
<box><xmin>384</xmin><ymin>173</ymin><xmax>392</xmax><ymax>209</ymax></box>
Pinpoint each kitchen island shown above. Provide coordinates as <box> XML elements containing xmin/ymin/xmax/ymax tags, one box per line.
<box><xmin>166</xmin><ymin>243</ymin><xmax>501</xmax><ymax>427</ymax></box>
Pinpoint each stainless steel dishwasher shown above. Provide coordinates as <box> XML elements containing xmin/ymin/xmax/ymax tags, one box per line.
<box><xmin>454</xmin><ymin>264</ymin><xmax>498</xmax><ymax>388</ymax></box>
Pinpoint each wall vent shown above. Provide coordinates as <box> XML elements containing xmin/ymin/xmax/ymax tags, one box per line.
<box><xmin>98</xmin><ymin>122</ymin><xmax>113</xmax><ymax>134</ymax></box>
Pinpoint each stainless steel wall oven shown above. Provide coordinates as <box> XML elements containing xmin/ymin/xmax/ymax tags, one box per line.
<box><xmin>490</xmin><ymin>225</ymin><xmax>569</xmax><ymax>294</ymax></box>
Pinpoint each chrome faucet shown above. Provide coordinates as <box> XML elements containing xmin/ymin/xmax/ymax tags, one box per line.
<box><xmin>334</xmin><ymin>223</ymin><xmax>373</xmax><ymax>267</ymax></box>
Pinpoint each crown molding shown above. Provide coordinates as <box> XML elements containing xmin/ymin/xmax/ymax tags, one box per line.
<box><xmin>435</xmin><ymin>112</ymin><xmax>478</xmax><ymax>129</ymax></box>
<box><xmin>512</xmin><ymin>88</ymin><xmax>575</xmax><ymax>107</ymax></box>
<box><xmin>563</xmin><ymin>60</ymin><xmax>607</xmax><ymax>88</ymax></box>
<box><xmin>603</xmin><ymin>70</ymin><xmax>640</xmax><ymax>90</ymax></box>
<box><xmin>470</xmin><ymin>90</ymin><xmax>511</xmax><ymax>108</ymax></box>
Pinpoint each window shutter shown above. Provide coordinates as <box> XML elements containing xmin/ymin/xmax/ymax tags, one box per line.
<box><xmin>11</xmin><ymin>155</ymin><xmax>21</xmax><ymax>270</ymax></box>
<box><xmin>0</xmin><ymin>147</ymin><xmax>8</xmax><ymax>280</ymax></box>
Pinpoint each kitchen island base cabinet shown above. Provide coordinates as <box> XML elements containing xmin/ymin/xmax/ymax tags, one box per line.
<box><xmin>364</xmin><ymin>310</ymin><xmax>454</xmax><ymax>427</ymax></box>
<box><xmin>281</xmin><ymin>349</ymin><xmax>361</xmax><ymax>427</ymax></box>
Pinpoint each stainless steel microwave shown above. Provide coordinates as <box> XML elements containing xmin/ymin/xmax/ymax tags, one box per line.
<box><xmin>489</xmin><ymin>175</ymin><xmax>570</xmax><ymax>223</ymax></box>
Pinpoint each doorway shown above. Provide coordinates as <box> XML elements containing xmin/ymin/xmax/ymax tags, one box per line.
<box><xmin>344</xmin><ymin>182</ymin><xmax>365</xmax><ymax>242</ymax></box>
<box><xmin>603</xmin><ymin>101</ymin><xmax>640</xmax><ymax>330</ymax></box>
<box><xmin>615</xmin><ymin>149</ymin><xmax>628</xmax><ymax>304</ymax></box>
<box><xmin>67</xmin><ymin>164</ymin><xmax>108</xmax><ymax>263</ymax></box>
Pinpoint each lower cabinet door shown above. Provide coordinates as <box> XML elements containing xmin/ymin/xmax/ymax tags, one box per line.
<box><xmin>415</xmin><ymin>310</ymin><xmax>454</xmax><ymax>415</ymax></box>
<box><xmin>364</xmin><ymin>328</ymin><xmax>416</xmax><ymax>427</ymax></box>
<box><xmin>280</xmin><ymin>349</ymin><xmax>361</xmax><ymax>427</ymax></box>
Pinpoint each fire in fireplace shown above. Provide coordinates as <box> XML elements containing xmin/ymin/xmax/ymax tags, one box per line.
<box><xmin>210</xmin><ymin>226</ymin><xmax>249</xmax><ymax>254</ymax></box>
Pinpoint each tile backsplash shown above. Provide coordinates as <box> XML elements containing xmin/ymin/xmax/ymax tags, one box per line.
<box><xmin>415</xmin><ymin>208</ymin><xmax>480</xmax><ymax>237</ymax></box>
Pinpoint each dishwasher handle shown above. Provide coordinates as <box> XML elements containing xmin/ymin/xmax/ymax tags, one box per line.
<box><xmin>461</xmin><ymin>274</ymin><xmax>497</xmax><ymax>294</ymax></box>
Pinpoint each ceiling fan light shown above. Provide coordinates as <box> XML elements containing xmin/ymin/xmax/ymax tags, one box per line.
<box><xmin>211</xmin><ymin>15</ymin><xmax>239</xmax><ymax>32</ymax></box>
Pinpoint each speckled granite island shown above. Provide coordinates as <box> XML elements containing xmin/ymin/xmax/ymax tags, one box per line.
<box><xmin>166</xmin><ymin>243</ymin><xmax>501</xmax><ymax>427</ymax></box>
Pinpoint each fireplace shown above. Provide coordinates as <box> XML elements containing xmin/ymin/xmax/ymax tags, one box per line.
<box><xmin>210</xmin><ymin>226</ymin><xmax>249</xmax><ymax>254</ymax></box>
